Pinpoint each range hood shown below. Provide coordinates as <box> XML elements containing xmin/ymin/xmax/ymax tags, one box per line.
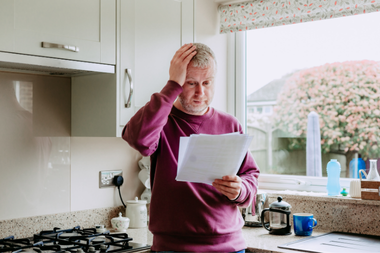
<box><xmin>0</xmin><ymin>51</ymin><xmax>115</xmax><ymax>76</ymax></box>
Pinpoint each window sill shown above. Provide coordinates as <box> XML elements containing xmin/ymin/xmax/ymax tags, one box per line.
<box><xmin>258</xmin><ymin>173</ymin><xmax>352</xmax><ymax>192</ymax></box>
<box><xmin>261</xmin><ymin>189</ymin><xmax>380</xmax><ymax>206</ymax></box>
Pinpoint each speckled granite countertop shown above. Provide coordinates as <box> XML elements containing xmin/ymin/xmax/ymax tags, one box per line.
<box><xmin>242</xmin><ymin>227</ymin><xmax>328</xmax><ymax>253</ymax></box>
<box><xmin>4</xmin><ymin>191</ymin><xmax>379</xmax><ymax>252</ymax></box>
<box><xmin>117</xmin><ymin>226</ymin><xmax>329</xmax><ymax>253</ymax></box>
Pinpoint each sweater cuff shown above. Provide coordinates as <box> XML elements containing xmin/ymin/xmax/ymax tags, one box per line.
<box><xmin>161</xmin><ymin>80</ymin><xmax>183</xmax><ymax>99</ymax></box>
<box><xmin>233</xmin><ymin>181</ymin><xmax>247</xmax><ymax>203</ymax></box>
<box><xmin>231</xmin><ymin>191</ymin><xmax>241</xmax><ymax>201</ymax></box>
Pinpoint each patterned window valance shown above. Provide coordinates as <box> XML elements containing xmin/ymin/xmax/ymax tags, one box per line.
<box><xmin>219</xmin><ymin>0</ymin><xmax>380</xmax><ymax>34</ymax></box>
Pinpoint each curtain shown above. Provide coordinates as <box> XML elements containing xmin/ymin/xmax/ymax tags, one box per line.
<box><xmin>219</xmin><ymin>0</ymin><xmax>380</xmax><ymax>33</ymax></box>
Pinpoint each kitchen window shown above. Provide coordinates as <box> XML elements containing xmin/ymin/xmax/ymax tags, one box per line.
<box><xmin>231</xmin><ymin>12</ymin><xmax>380</xmax><ymax>191</ymax></box>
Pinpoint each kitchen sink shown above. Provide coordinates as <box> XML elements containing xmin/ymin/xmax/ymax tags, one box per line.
<box><xmin>278</xmin><ymin>232</ymin><xmax>380</xmax><ymax>253</ymax></box>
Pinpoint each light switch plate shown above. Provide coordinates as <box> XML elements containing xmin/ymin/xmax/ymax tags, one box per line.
<box><xmin>99</xmin><ymin>170</ymin><xmax>123</xmax><ymax>188</ymax></box>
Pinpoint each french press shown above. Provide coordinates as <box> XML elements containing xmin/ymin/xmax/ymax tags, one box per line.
<box><xmin>261</xmin><ymin>196</ymin><xmax>292</xmax><ymax>235</ymax></box>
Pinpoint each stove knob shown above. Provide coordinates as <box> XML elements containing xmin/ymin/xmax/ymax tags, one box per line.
<box><xmin>88</xmin><ymin>246</ymin><xmax>96</xmax><ymax>252</ymax></box>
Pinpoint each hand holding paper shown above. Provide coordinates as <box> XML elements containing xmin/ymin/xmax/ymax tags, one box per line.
<box><xmin>212</xmin><ymin>175</ymin><xmax>242</xmax><ymax>200</ymax></box>
<box><xmin>176</xmin><ymin>132</ymin><xmax>253</xmax><ymax>185</ymax></box>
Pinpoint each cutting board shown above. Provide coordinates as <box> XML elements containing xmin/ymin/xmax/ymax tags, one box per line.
<box><xmin>361</xmin><ymin>181</ymin><xmax>380</xmax><ymax>200</ymax></box>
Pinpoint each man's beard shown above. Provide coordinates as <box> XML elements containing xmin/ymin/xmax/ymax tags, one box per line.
<box><xmin>177</xmin><ymin>93</ymin><xmax>210</xmax><ymax>115</ymax></box>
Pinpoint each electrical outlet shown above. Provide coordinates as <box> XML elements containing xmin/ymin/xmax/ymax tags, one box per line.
<box><xmin>99</xmin><ymin>170</ymin><xmax>122</xmax><ymax>188</ymax></box>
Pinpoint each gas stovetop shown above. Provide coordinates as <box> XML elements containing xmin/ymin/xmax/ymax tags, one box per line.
<box><xmin>0</xmin><ymin>226</ymin><xmax>151</xmax><ymax>253</ymax></box>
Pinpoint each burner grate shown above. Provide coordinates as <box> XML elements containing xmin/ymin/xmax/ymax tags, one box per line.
<box><xmin>0</xmin><ymin>236</ymin><xmax>44</xmax><ymax>252</ymax></box>
<box><xmin>0</xmin><ymin>226</ymin><xmax>149</xmax><ymax>252</ymax></box>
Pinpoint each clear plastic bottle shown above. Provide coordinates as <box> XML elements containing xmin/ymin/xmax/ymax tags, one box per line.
<box><xmin>326</xmin><ymin>159</ymin><xmax>341</xmax><ymax>196</ymax></box>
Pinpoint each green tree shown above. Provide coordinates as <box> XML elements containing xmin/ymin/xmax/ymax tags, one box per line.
<box><xmin>273</xmin><ymin>60</ymin><xmax>380</xmax><ymax>161</ymax></box>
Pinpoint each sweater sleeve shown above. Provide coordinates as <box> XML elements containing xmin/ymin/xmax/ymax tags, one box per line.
<box><xmin>232</xmin><ymin>121</ymin><xmax>260</xmax><ymax>207</ymax></box>
<box><xmin>122</xmin><ymin>81</ymin><xmax>183</xmax><ymax>156</ymax></box>
<box><xmin>234</xmin><ymin>151</ymin><xmax>260</xmax><ymax>208</ymax></box>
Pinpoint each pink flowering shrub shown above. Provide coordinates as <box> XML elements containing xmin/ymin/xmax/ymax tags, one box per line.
<box><xmin>273</xmin><ymin>60</ymin><xmax>380</xmax><ymax>160</ymax></box>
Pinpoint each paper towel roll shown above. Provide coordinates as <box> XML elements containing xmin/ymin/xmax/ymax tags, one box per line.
<box><xmin>138</xmin><ymin>168</ymin><xmax>150</xmax><ymax>189</ymax></box>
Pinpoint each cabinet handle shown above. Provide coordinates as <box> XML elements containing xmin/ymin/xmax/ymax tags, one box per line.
<box><xmin>41</xmin><ymin>42</ymin><xmax>79</xmax><ymax>52</ymax></box>
<box><xmin>124</xmin><ymin>69</ymin><xmax>133</xmax><ymax>108</ymax></box>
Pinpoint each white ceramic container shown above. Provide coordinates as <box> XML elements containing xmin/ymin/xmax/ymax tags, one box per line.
<box><xmin>349</xmin><ymin>179</ymin><xmax>361</xmax><ymax>198</ymax></box>
<box><xmin>111</xmin><ymin>212</ymin><xmax>130</xmax><ymax>232</ymax></box>
<box><xmin>126</xmin><ymin>197</ymin><xmax>147</xmax><ymax>228</ymax></box>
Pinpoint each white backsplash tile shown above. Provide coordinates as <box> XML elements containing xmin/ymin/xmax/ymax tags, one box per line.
<box><xmin>0</xmin><ymin>72</ymin><xmax>71</xmax><ymax>220</ymax></box>
<box><xmin>70</xmin><ymin>137</ymin><xmax>145</xmax><ymax>212</ymax></box>
<box><xmin>0</xmin><ymin>71</ymin><xmax>145</xmax><ymax>221</ymax></box>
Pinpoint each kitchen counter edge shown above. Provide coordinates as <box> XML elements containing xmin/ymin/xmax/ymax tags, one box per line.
<box><xmin>115</xmin><ymin>226</ymin><xmax>329</xmax><ymax>253</ymax></box>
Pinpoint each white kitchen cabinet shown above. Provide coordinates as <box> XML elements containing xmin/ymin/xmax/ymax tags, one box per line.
<box><xmin>0</xmin><ymin>0</ymin><xmax>13</xmax><ymax>52</ymax></box>
<box><xmin>0</xmin><ymin>0</ymin><xmax>115</xmax><ymax>65</ymax></box>
<box><xmin>71</xmin><ymin>0</ymin><xmax>194</xmax><ymax>137</ymax></box>
<box><xmin>118</xmin><ymin>0</ymin><xmax>194</xmax><ymax>130</ymax></box>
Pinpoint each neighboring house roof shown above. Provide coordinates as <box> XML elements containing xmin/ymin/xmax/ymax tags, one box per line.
<box><xmin>247</xmin><ymin>72</ymin><xmax>295</xmax><ymax>103</ymax></box>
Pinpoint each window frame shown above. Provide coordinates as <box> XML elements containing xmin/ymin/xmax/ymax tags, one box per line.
<box><xmin>229</xmin><ymin>31</ymin><xmax>353</xmax><ymax>192</ymax></box>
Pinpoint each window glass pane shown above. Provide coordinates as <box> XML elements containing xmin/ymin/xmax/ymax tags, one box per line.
<box><xmin>246</xmin><ymin>13</ymin><xmax>380</xmax><ymax>178</ymax></box>
<box><xmin>263</xmin><ymin>106</ymin><xmax>272</xmax><ymax>114</ymax></box>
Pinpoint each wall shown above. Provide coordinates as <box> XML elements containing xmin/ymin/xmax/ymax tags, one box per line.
<box><xmin>0</xmin><ymin>0</ymin><xmax>229</xmax><ymax>222</ymax></box>
<box><xmin>70</xmin><ymin>137</ymin><xmax>144</xmax><ymax>211</ymax></box>
<box><xmin>0</xmin><ymin>72</ymin><xmax>72</xmax><ymax>220</ymax></box>
<box><xmin>195</xmin><ymin>0</ymin><xmax>228</xmax><ymax>113</ymax></box>
<box><xmin>0</xmin><ymin>72</ymin><xmax>145</xmax><ymax>221</ymax></box>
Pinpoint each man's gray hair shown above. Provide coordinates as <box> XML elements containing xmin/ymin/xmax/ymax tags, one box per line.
<box><xmin>190</xmin><ymin>43</ymin><xmax>217</xmax><ymax>69</ymax></box>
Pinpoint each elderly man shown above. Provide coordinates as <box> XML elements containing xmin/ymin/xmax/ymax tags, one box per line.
<box><xmin>122</xmin><ymin>43</ymin><xmax>259</xmax><ymax>252</ymax></box>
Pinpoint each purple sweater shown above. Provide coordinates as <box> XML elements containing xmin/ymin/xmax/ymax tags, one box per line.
<box><xmin>122</xmin><ymin>81</ymin><xmax>259</xmax><ymax>252</ymax></box>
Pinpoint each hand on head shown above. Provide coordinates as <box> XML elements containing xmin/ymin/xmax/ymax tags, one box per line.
<box><xmin>169</xmin><ymin>43</ymin><xmax>197</xmax><ymax>86</ymax></box>
<box><xmin>212</xmin><ymin>175</ymin><xmax>242</xmax><ymax>200</ymax></box>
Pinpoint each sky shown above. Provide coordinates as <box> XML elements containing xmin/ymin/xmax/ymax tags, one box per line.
<box><xmin>246</xmin><ymin>12</ymin><xmax>380</xmax><ymax>96</ymax></box>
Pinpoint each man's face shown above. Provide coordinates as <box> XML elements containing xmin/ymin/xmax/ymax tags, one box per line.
<box><xmin>176</xmin><ymin>61</ymin><xmax>216</xmax><ymax>115</ymax></box>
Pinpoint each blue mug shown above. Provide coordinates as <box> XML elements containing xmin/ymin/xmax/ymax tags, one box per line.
<box><xmin>293</xmin><ymin>213</ymin><xmax>317</xmax><ymax>236</ymax></box>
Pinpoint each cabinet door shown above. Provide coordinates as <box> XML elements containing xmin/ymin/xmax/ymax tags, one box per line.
<box><xmin>71</xmin><ymin>0</ymin><xmax>194</xmax><ymax>137</ymax></box>
<box><xmin>72</xmin><ymin>73</ymin><xmax>117</xmax><ymax>137</ymax></box>
<box><xmin>0</xmin><ymin>0</ymin><xmax>13</xmax><ymax>51</ymax></box>
<box><xmin>0</xmin><ymin>0</ymin><xmax>115</xmax><ymax>64</ymax></box>
<box><xmin>118</xmin><ymin>0</ymin><xmax>194</xmax><ymax>135</ymax></box>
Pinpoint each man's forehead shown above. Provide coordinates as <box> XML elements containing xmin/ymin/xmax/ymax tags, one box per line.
<box><xmin>186</xmin><ymin>65</ymin><xmax>216</xmax><ymax>79</ymax></box>
<box><xmin>185</xmin><ymin>74</ymin><xmax>215</xmax><ymax>80</ymax></box>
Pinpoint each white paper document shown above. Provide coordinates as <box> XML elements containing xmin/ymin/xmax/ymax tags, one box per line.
<box><xmin>176</xmin><ymin>132</ymin><xmax>253</xmax><ymax>185</ymax></box>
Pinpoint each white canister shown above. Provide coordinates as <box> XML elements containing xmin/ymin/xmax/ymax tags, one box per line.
<box><xmin>349</xmin><ymin>179</ymin><xmax>361</xmax><ymax>198</ymax></box>
<box><xmin>126</xmin><ymin>197</ymin><xmax>147</xmax><ymax>228</ymax></box>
